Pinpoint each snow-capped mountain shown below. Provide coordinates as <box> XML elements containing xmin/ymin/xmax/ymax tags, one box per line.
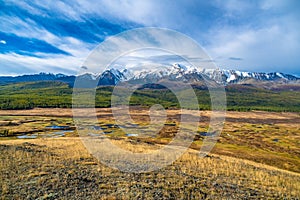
<box><xmin>0</xmin><ymin>65</ymin><xmax>299</xmax><ymax>86</ymax></box>
<box><xmin>202</xmin><ymin>68</ymin><xmax>299</xmax><ymax>85</ymax></box>
<box><xmin>95</xmin><ymin>64</ymin><xmax>299</xmax><ymax>85</ymax></box>
<box><xmin>99</xmin><ymin>64</ymin><xmax>205</xmax><ymax>85</ymax></box>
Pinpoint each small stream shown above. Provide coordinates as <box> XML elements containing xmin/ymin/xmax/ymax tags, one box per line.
<box><xmin>16</xmin><ymin>130</ymin><xmax>74</xmax><ymax>139</ymax></box>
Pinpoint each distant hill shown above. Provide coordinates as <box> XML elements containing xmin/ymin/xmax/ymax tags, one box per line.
<box><xmin>0</xmin><ymin>73</ymin><xmax>75</xmax><ymax>86</ymax></box>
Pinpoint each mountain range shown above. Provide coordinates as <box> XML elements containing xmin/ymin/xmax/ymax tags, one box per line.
<box><xmin>1</xmin><ymin>64</ymin><xmax>299</xmax><ymax>87</ymax></box>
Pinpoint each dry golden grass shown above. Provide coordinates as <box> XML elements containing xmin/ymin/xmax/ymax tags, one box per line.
<box><xmin>0</xmin><ymin>108</ymin><xmax>299</xmax><ymax>199</ymax></box>
<box><xmin>0</xmin><ymin>137</ymin><xmax>299</xmax><ymax>199</ymax></box>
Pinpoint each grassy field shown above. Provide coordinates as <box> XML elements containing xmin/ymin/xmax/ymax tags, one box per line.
<box><xmin>0</xmin><ymin>108</ymin><xmax>299</xmax><ymax>199</ymax></box>
<box><xmin>0</xmin><ymin>138</ymin><xmax>299</xmax><ymax>199</ymax></box>
<box><xmin>0</xmin><ymin>81</ymin><xmax>300</xmax><ymax>112</ymax></box>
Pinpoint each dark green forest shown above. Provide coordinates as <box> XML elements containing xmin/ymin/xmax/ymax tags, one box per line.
<box><xmin>0</xmin><ymin>81</ymin><xmax>299</xmax><ymax>112</ymax></box>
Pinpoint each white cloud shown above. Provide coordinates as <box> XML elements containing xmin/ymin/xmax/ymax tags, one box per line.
<box><xmin>0</xmin><ymin>14</ymin><xmax>94</xmax><ymax>74</ymax></box>
<box><xmin>214</xmin><ymin>0</ymin><xmax>256</xmax><ymax>15</ymax></box>
<box><xmin>207</xmin><ymin>24</ymin><xmax>300</xmax><ymax>73</ymax></box>
<box><xmin>0</xmin><ymin>16</ymin><xmax>45</xmax><ymax>39</ymax></box>
<box><xmin>0</xmin><ymin>15</ymin><xmax>93</xmax><ymax>56</ymax></box>
<box><xmin>5</xmin><ymin>0</ymin><xmax>83</xmax><ymax>20</ymax></box>
<box><xmin>0</xmin><ymin>40</ymin><xmax>6</xmax><ymax>44</ymax></box>
<box><xmin>196</xmin><ymin>0</ymin><xmax>300</xmax><ymax>74</ymax></box>
<box><xmin>81</xmin><ymin>0</ymin><xmax>300</xmax><ymax>74</ymax></box>
<box><xmin>0</xmin><ymin>52</ymin><xmax>82</xmax><ymax>75</ymax></box>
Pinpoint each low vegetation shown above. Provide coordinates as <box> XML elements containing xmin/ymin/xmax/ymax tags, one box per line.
<box><xmin>0</xmin><ymin>81</ymin><xmax>300</xmax><ymax>112</ymax></box>
<box><xmin>0</xmin><ymin>138</ymin><xmax>299</xmax><ymax>199</ymax></box>
<box><xmin>0</xmin><ymin>108</ymin><xmax>299</xmax><ymax>174</ymax></box>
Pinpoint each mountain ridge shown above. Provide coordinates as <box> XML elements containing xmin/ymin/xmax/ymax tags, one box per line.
<box><xmin>0</xmin><ymin>66</ymin><xmax>299</xmax><ymax>87</ymax></box>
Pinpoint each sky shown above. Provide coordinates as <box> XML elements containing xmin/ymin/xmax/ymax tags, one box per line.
<box><xmin>0</xmin><ymin>0</ymin><xmax>300</xmax><ymax>76</ymax></box>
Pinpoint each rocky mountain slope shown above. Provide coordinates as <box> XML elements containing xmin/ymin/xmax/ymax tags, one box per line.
<box><xmin>0</xmin><ymin>64</ymin><xmax>299</xmax><ymax>87</ymax></box>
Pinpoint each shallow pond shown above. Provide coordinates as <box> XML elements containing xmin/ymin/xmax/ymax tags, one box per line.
<box><xmin>42</xmin><ymin>131</ymin><xmax>73</xmax><ymax>138</ymax></box>
<box><xmin>45</xmin><ymin>125</ymin><xmax>71</xmax><ymax>130</ymax></box>
<box><xmin>17</xmin><ymin>134</ymin><xmax>38</xmax><ymax>139</ymax></box>
<box><xmin>16</xmin><ymin>131</ymin><xmax>74</xmax><ymax>139</ymax></box>
<box><xmin>126</xmin><ymin>133</ymin><xmax>138</xmax><ymax>137</ymax></box>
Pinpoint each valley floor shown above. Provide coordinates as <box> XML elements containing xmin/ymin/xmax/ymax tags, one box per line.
<box><xmin>0</xmin><ymin>108</ymin><xmax>299</xmax><ymax>199</ymax></box>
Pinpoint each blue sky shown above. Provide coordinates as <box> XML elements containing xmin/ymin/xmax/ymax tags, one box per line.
<box><xmin>0</xmin><ymin>0</ymin><xmax>300</xmax><ymax>76</ymax></box>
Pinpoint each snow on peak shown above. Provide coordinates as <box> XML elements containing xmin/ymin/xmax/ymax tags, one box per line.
<box><xmin>276</xmin><ymin>72</ymin><xmax>285</xmax><ymax>79</ymax></box>
<box><xmin>99</xmin><ymin>64</ymin><xmax>298</xmax><ymax>85</ymax></box>
<box><xmin>227</xmin><ymin>74</ymin><xmax>237</xmax><ymax>82</ymax></box>
<box><xmin>173</xmin><ymin>63</ymin><xmax>187</xmax><ymax>71</ymax></box>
